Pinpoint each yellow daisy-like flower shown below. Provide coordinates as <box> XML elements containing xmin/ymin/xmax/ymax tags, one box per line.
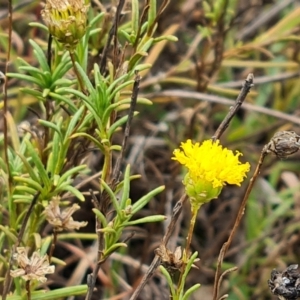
<box><xmin>172</xmin><ymin>139</ymin><xmax>250</xmax><ymax>205</ymax></box>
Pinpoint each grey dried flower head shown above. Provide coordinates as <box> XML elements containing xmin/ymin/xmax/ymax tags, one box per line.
<box><xmin>10</xmin><ymin>247</ymin><xmax>55</xmax><ymax>282</ymax></box>
<box><xmin>265</xmin><ymin>131</ymin><xmax>300</xmax><ymax>159</ymax></box>
<box><xmin>268</xmin><ymin>264</ymin><xmax>300</xmax><ymax>299</ymax></box>
<box><xmin>44</xmin><ymin>198</ymin><xmax>88</xmax><ymax>231</ymax></box>
<box><xmin>41</xmin><ymin>0</ymin><xmax>89</xmax><ymax>50</ymax></box>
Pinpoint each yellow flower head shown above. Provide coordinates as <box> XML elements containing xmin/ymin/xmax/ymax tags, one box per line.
<box><xmin>172</xmin><ymin>139</ymin><xmax>250</xmax><ymax>205</ymax></box>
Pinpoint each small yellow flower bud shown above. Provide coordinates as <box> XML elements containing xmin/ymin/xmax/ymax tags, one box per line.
<box><xmin>41</xmin><ymin>0</ymin><xmax>89</xmax><ymax>50</ymax></box>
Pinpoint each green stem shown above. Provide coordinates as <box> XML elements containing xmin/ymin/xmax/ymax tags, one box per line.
<box><xmin>177</xmin><ymin>203</ymin><xmax>201</xmax><ymax>295</ymax></box>
<box><xmin>101</xmin><ymin>146</ymin><xmax>111</xmax><ymax>190</ymax></box>
<box><xmin>69</xmin><ymin>51</ymin><xmax>85</xmax><ymax>93</ymax></box>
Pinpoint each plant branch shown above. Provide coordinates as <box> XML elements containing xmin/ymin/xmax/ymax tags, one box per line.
<box><xmin>129</xmin><ymin>194</ymin><xmax>188</xmax><ymax>300</ymax></box>
<box><xmin>212</xmin><ymin>73</ymin><xmax>254</xmax><ymax>141</ymax></box>
<box><xmin>112</xmin><ymin>71</ymin><xmax>141</xmax><ymax>182</ymax></box>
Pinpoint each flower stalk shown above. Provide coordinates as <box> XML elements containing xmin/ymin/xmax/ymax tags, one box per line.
<box><xmin>172</xmin><ymin>138</ymin><xmax>250</xmax><ymax>297</ymax></box>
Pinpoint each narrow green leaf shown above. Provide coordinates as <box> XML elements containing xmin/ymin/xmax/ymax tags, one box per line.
<box><xmin>131</xmin><ymin>0</ymin><xmax>139</xmax><ymax>34</ymax></box>
<box><xmin>108</xmin><ymin>80</ymin><xmax>135</xmax><ymax>103</ymax></box>
<box><xmin>182</xmin><ymin>284</ymin><xmax>201</xmax><ymax>300</ymax></box>
<box><xmin>52</xmin><ymin>55</ymin><xmax>72</xmax><ymax>82</ymax></box>
<box><xmin>74</xmin><ymin>61</ymin><xmax>94</xmax><ymax>92</ymax></box>
<box><xmin>57</xmin><ymin>165</ymin><xmax>87</xmax><ymax>186</ymax></box>
<box><xmin>0</xmin><ymin>225</ymin><xmax>17</xmax><ymax>243</ymax></box>
<box><xmin>29</xmin><ymin>39</ymin><xmax>50</xmax><ymax>73</ymax></box>
<box><xmin>132</xmin><ymin>185</ymin><xmax>165</xmax><ymax>214</ymax></box>
<box><xmin>61</xmin><ymin>185</ymin><xmax>85</xmax><ymax>201</ymax></box>
<box><xmin>12</xmin><ymin>196</ymin><xmax>34</xmax><ymax>203</ymax></box>
<box><xmin>64</xmin><ymin>105</ymin><xmax>85</xmax><ymax>139</ymax></box>
<box><xmin>89</xmin><ymin>11</ymin><xmax>105</xmax><ymax>27</ymax></box>
<box><xmin>160</xmin><ymin>266</ymin><xmax>176</xmax><ymax>297</ymax></box>
<box><xmin>104</xmin><ymin>242</ymin><xmax>127</xmax><ymax>257</ymax></box>
<box><xmin>50</xmin><ymin>131</ymin><xmax>61</xmax><ymax>175</ymax></box>
<box><xmin>180</xmin><ymin>251</ymin><xmax>199</xmax><ymax>295</ymax></box>
<box><xmin>24</xmin><ymin>139</ymin><xmax>51</xmax><ymax>189</ymax></box>
<box><xmin>19</xmin><ymin>65</ymin><xmax>45</xmax><ymax>77</ymax></box>
<box><xmin>51</xmin><ymin>78</ymin><xmax>73</xmax><ymax>88</ymax></box>
<box><xmin>132</xmin><ymin>63</ymin><xmax>152</xmax><ymax>72</ymax></box>
<box><xmin>107</xmin><ymin>112</ymin><xmax>138</xmax><ymax>138</ymax></box>
<box><xmin>30</xmin><ymin>285</ymin><xmax>87</xmax><ymax>300</ymax></box>
<box><xmin>119</xmin><ymin>30</ymin><xmax>132</xmax><ymax>43</ymax></box>
<box><xmin>154</xmin><ymin>35</ymin><xmax>178</xmax><ymax>43</ymax></box>
<box><xmin>70</xmin><ymin>132</ymin><xmax>105</xmax><ymax>152</ymax></box>
<box><xmin>89</xmin><ymin>28</ymin><xmax>102</xmax><ymax>37</ymax></box>
<box><xmin>100</xmin><ymin>179</ymin><xmax>121</xmax><ymax>216</ymax></box>
<box><xmin>48</xmin><ymin>92</ymin><xmax>77</xmax><ymax>112</ymax></box>
<box><xmin>92</xmin><ymin>208</ymin><xmax>108</xmax><ymax>227</ymax></box>
<box><xmin>126</xmin><ymin>215</ymin><xmax>166</xmax><ymax>225</ymax></box>
<box><xmin>15</xmin><ymin>152</ymin><xmax>40</xmax><ymax>183</ymax></box>
<box><xmin>128</xmin><ymin>52</ymin><xmax>148</xmax><ymax>70</ymax></box>
<box><xmin>119</xmin><ymin>165</ymin><xmax>131</xmax><ymax>209</ymax></box>
<box><xmin>38</xmin><ymin>119</ymin><xmax>63</xmax><ymax>141</ymax></box>
<box><xmin>14</xmin><ymin>185</ymin><xmax>39</xmax><ymax>195</ymax></box>
<box><xmin>20</xmin><ymin>88</ymin><xmax>43</xmax><ymax>98</ymax></box>
<box><xmin>147</xmin><ymin>0</ymin><xmax>156</xmax><ymax>30</ymax></box>
<box><xmin>7</xmin><ymin>73</ymin><xmax>44</xmax><ymax>87</ymax></box>
<box><xmin>29</xmin><ymin>22</ymin><xmax>49</xmax><ymax>31</ymax></box>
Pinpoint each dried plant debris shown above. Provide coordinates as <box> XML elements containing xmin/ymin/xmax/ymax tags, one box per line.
<box><xmin>268</xmin><ymin>264</ymin><xmax>300</xmax><ymax>300</ymax></box>
<box><xmin>10</xmin><ymin>247</ymin><xmax>55</xmax><ymax>283</ymax></box>
<box><xmin>264</xmin><ymin>131</ymin><xmax>300</xmax><ymax>159</ymax></box>
<box><xmin>44</xmin><ymin>198</ymin><xmax>88</xmax><ymax>232</ymax></box>
<box><xmin>155</xmin><ymin>245</ymin><xmax>184</xmax><ymax>274</ymax></box>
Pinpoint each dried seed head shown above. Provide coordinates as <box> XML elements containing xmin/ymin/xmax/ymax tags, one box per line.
<box><xmin>41</xmin><ymin>0</ymin><xmax>89</xmax><ymax>50</ymax></box>
<box><xmin>155</xmin><ymin>245</ymin><xmax>199</xmax><ymax>274</ymax></box>
<box><xmin>268</xmin><ymin>264</ymin><xmax>300</xmax><ymax>299</ymax></box>
<box><xmin>10</xmin><ymin>247</ymin><xmax>55</xmax><ymax>282</ymax></box>
<box><xmin>44</xmin><ymin>198</ymin><xmax>88</xmax><ymax>231</ymax></box>
<box><xmin>155</xmin><ymin>245</ymin><xmax>184</xmax><ymax>274</ymax></box>
<box><xmin>265</xmin><ymin>131</ymin><xmax>300</xmax><ymax>158</ymax></box>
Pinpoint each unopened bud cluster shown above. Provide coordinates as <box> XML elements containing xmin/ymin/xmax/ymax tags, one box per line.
<box><xmin>42</xmin><ymin>0</ymin><xmax>89</xmax><ymax>50</ymax></box>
